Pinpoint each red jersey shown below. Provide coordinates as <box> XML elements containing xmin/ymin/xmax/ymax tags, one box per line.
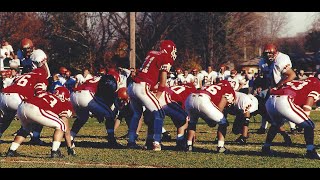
<box><xmin>166</xmin><ymin>84</ymin><xmax>197</xmax><ymax>108</ymax></box>
<box><xmin>197</xmin><ymin>80</ymin><xmax>236</xmax><ymax>106</ymax></box>
<box><xmin>270</xmin><ymin>77</ymin><xmax>320</xmax><ymax>107</ymax></box>
<box><xmin>25</xmin><ymin>91</ymin><xmax>73</xmax><ymax>118</ymax></box>
<box><xmin>134</xmin><ymin>51</ymin><xmax>174</xmax><ymax>87</ymax></box>
<box><xmin>73</xmin><ymin>77</ymin><xmax>100</xmax><ymax>93</ymax></box>
<box><xmin>2</xmin><ymin>68</ymin><xmax>48</xmax><ymax>100</ymax></box>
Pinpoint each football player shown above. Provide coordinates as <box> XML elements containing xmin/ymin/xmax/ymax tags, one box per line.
<box><xmin>0</xmin><ymin>47</ymin><xmax>50</xmax><ymax>144</ymax></box>
<box><xmin>262</xmin><ymin>77</ymin><xmax>320</xmax><ymax>159</ymax></box>
<box><xmin>6</xmin><ymin>87</ymin><xmax>75</xmax><ymax>158</ymax></box>
<box><xmin>126</xmin><ymin>40</ymin><xmax>176</xmax><ymax>151</ymax></box>
<box><xmin>70</xmin><ymin>68</ymin><xmax>123</xmax><ymax>148</ymax></box>
<box><xmin>185</xmin><ymin>80</ymin><xmax>236</xmax><ymax>153</ymax></box>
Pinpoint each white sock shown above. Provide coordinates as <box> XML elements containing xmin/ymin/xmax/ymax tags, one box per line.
<box><xmin>187</xmin><ymin>140</ymin><xmax>193</xmax><ymax>146</ymax></box>
<box><xmin>10</xmin><ymin>142</ymin><xmax>20</xmax><ymax>151</ymax></box>
<box><xmin>218</xmin><ymin>140</ymin><xmax>224</xmax><ymax>147</ymax></box>
<box><xmin>162</xmin><ymin>127</ymin><xmax>166</xmax><ymax>133</ymax></box>
<box><xmin>52</xmin><ymin>141</ymin><xmax>61</xmax><ymax>151</ymax></box>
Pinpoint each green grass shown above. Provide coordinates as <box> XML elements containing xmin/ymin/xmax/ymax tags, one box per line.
<box><xmin>1</xmin><ymin>111</ymin><xmax>320</xmax><ymax>168</ymax></box>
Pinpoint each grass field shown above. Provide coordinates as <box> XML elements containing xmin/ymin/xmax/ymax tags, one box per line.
<box><xmin>1</xmin><ymin>111</ymin><xmax>320</xmax><ymax>168</ymax></box>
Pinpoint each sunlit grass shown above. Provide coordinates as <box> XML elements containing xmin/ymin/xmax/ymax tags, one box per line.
<box><xmin>1</xmin><ymin>111</ymin><xmax>320</xmax><ymax>168</ymax></box>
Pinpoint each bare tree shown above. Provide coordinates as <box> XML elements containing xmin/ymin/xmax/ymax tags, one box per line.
<box><xmin>264</xmin><ymin>12</ymin><xmax>289</xmax><ymax>41</ymax></box>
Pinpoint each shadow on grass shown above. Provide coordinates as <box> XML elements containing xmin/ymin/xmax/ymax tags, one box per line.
<box><xmin>225</xmin><ymin>150</ymin><xmax>304</xmax><ymax>159</ymax></box>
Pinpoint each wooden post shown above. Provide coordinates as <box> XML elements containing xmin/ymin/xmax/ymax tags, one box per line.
<box><xmin>130</xmin><ymin>12</ymin><xmax>136</xmax><ymax>68</ymax></box>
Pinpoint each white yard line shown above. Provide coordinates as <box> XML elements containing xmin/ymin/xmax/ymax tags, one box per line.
<box><xmin>0</xmin><ymin>159</ymin><xmax>159</xmax><ymax>168</ymax></box>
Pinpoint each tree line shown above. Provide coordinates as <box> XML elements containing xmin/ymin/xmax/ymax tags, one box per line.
<box><xmin>0</xmin><ymin>12</ymin><xmax>318</xmax><ymax>74</ymax></box>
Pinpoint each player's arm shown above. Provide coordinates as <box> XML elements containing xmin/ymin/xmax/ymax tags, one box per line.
<box><xmin>156</xmin><ymin>71</ymin><xmax>167</xmax><ymax>99</ymax></box>
<box><xmin>276</xmin><ymin>68</ymin><xmax>296</xmax><ymax>89</ymax></box>
<box><xmin>303</xmin><ymin>97</ymin><xmax>316</xmax><ymax>117</ymax></box>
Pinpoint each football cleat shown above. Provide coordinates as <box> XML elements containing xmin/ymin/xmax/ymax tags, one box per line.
<box><xmin>216</xmin><ymin>146</ymin><xmax>229</xmax><ymax>154</ymax></box>
<box><xmin>235</xmin><ymin>135</ymin><xmax>247</xmax><ymax>145</ymax></box>
<box><xmin>51</xmin><ymin>149</ymin><xmax>63</xmax><ymax>158</ymax></box>
<box><xmin>127</xmin><ymin>142</ymin><xmax>141</xmax><ymax>149</ymax></box>
<box><xmin>152</xmin><ymin>142</ymin><xmax>161</xmax><ymax>151</ymax></box>
<box><xmin>187</xmin><ymin>144</ymin><xmax>194</xmax><ymax>152</ymax></box>
<box><xmin>67</xmin><ymin>147</ymin><xmax>76</xmax><ymax>156</ymax></box>
<box><xmin>143</xmin><ymin>139</ymin><xmax>154</xmax><ymax>150</ymax></box>
<box><xmin>6</xmin><ymin>149</ymin><xmax>18</xmax><ymax>157</ymax></box>
<box><xmin>305</xmin><ymin>149</ymin><xmax>320</xmax><ymax>160</ymax></box>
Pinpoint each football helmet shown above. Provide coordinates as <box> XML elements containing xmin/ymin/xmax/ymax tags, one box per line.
<box><xmin>160</xmin><ymin>40</ymin><xmax>177</xmax><ymax>61</ymax></box>
<box><xmin>54</xmin><ymin>86</ymin><xmax>70</xmax><ymax>102</ymax></box>
<box><xmin>20</xmin><ymin>38</ymin><xmax>34</xmax><ymax>58</ymax></box>
<box><xmin>263</xmin><ymin>43</ymin><xmax>278</xmax><ymax>62</ymax></box>
<box><xmin>117</xmin><ymin>87</ymin><xmax>129</xmax><ymax>102</ymax></box>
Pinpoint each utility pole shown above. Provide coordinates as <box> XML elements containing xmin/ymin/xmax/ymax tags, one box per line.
<box><xmin>130</xmin><ymin>12</ymin><xmax>136</xmax><ymax>68</ymax></box>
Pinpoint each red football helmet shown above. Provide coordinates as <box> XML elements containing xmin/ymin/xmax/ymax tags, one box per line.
<box><xmin>21</xmin><ymin>38</ymin><xmax>34</xmax><ymax>58</ymax></box>
<box><xmin>54</xmin><ymin>86</ymin><xmax>70</xmax><ymax>102</ymax></box>
<box><xmin>263</xmin><ymin>43</ymin><xmax>278</xmax><ymax>61</ymax></box>
<box><xmin>117</xmin><ymin>87</ymin><xmax>129</xmax><ymax>101</ymax></box>
<box><xmin>160</xmin><ymin>40</ymin><xmax>177</xmax><ymax>61</ymax></box>
<box><xmin>107</xmin><ymin>68</ymin><xmax>120</xmax><ymax>83</ymax></box>
<box><xmin>21</xmin><ymin>38</ymin><xmax>33</xmax><ymax>49</ymax></box>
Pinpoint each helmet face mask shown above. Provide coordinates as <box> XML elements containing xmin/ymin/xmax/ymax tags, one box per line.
<box><xmin>263</xmin><ymin>44</ymin><xmax>277</xmax><ymax>62</ymax></box>
<box><xmin>21</xmin><ymin>38</ymin><xmax>34</xmax><ymax>58</ymax></box>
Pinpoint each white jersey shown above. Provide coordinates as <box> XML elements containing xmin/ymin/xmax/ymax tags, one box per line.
<box><xmin>235</xmin><ymin>91</ymin><xmax>258</xmax><ymax>114</ymax></box>
<box><xmin>273</xmin><ymin>52</ymin><xmax>292</xmax><ymax>85</ymax></box>
<box><xmin>183</xmin><ymin>74</ymin><xmax>194</xmax><ymax>84</ymax></box>
<box><xmin>207</xmin><ymin>71</ymin><xmax>218</xmax><ymax>85</ymax></box>
<box><xmin>218</xmin><ymin>70</ymin><xmax>230</xmax><ymax>81</ymax></box>
<box><xmin>228</xmin><ymin>75</ymin><xmax>242</xmax><ymax>91</ymax></box>
<box><xmin>193</xmin><ymin>73</ymin><xmax>204</xmax><ymax>89</ymax></box>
